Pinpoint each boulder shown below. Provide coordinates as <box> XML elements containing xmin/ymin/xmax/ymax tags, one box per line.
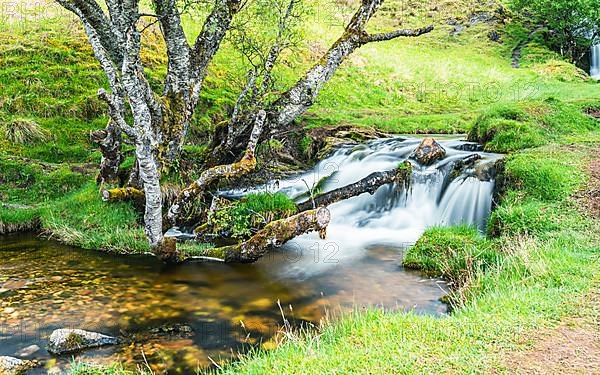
<box><xmin>0</xmin><ymin>356</ymin><xmax>36</xmax><ymax>375</ymax></box>
<box><xmin>411</xmin><ymin>138</ymin><xmax>446</xmax><ymax>166</ymax></box>
<box><xmin>47</xmin><ymin>329</ymin><xmax>118</xmax><ymax>355</ymax></box>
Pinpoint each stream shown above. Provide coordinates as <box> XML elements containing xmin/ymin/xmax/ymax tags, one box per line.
<box><xmin>0</xmin><ymin>136</ymin><xmax>500</xmax><ymax>373</ymax></box>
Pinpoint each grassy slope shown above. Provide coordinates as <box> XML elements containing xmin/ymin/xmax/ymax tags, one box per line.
<box><xmin>2</xmin><ymin>1</ymin><xmax>599</xmax><ymax>252</ymax></box>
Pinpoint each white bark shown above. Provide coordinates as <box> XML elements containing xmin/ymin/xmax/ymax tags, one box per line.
<box><xmin>272</xmin><ymin>0</ymin><xmax>434</xmax><ymax>128</ymax></box>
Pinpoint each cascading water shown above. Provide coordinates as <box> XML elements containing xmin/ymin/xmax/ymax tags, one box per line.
<box><xmin>591</xmin><ymin>44</ymin><xmax>600</xmax><ymax>80</ymax></box>
<box><xmin>226</xmin><ymin>137</ymin><xmax>502</xmax><ymax>278</ymax></box>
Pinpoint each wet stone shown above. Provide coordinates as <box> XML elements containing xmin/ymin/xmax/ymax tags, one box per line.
<box><xmin>0</xmin><ymin>356</ymin><xmax>36</xmax><ymax>375</ymax></box>
<box><xmin>14</xmin><ymin>345</ymin><xmax>40</xmax><ymax>357</ymax></box>
<box><xmin>47</xmin><ymin>329</ymin><xmax>119</xmax><ymax>355</ymax></box>
<box><xmin>411</xmin><ymin>138</ymin><xmax>446</xmax><ymax>166</ymax></box>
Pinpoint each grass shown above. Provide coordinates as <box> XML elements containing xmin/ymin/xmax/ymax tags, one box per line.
<box><xmin>0</xmin><ymin>0</ymin><xmax>599</xmax><ymax>373</ymax></box>
<box><xmin>70</xmin><ymin>360</ymin><xmax>152</xmax><ymax>375</ymax></box>
<box><xmin>468</xmin><ymin>99</ymin><xmax>599</xmax><ymax>152</ymax></box>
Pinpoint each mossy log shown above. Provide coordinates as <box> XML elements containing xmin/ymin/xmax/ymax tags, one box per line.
<box><xmin>200</xmin><ymin>207</ymin><xmax>330</xmax><ymax>263</ymax></box>
<box><xmin>296</xmin><ymin>162</ymin><xmax>412</xmax><ymax>212</ymax></box>
<box><xmin>101</xmin><ymin>187</ymin><xmax>145</xmax><ymax>205</ymax></box>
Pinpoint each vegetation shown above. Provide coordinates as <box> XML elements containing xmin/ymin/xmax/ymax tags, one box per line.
<box><xmin>0</xmin><ymin>0</ymin><xmax>599</xmax><ymax>373</ymax></box>
<box><xmin>467</xmin><ymin>99</ymin><xmax>597</xmax><ymax>152</ymax></box>
<box><xmin>510</xmin><ymin>0</ymin><xmax>600</xmax><ymax>65</ymax></box>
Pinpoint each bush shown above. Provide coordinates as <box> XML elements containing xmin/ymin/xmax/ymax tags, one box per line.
<box><xmin>213</xmin><ymin>193</ymin><xmax>298</xmax><ymax>239</ymax></box>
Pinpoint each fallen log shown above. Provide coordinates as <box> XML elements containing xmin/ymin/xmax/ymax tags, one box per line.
<box><xmin>199</xmin><ymin>207</ymin><xmax>330</xmax><ymax>263</ymax></box>
<box><xmin>168</xmin><ymin>110</ymin><xmax>267</xmax><ymax>225</ymax></box>
<box><xmin>101</xmin><ymin>187</ymin><xmax>145</xmax><ymax>205</ymax></box>
<box><xmin>296</xmin><ymin>161</ymin><xmax>412</xmax><ymax>212</ymax></box>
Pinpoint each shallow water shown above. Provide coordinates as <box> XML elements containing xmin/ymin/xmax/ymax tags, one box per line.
<box><xmin>0</xmin><ymin>235</ymin><xmax>447</xmax><ymax>373</ymax></box>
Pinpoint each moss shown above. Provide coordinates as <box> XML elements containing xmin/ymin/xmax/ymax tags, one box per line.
<box><xmin>64</xmin><ymin>333</ymin><xmax>85</xmax><ymax>350</ymax></box>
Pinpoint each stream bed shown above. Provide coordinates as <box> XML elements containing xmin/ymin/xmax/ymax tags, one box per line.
<box><xmin>0</xmin><ymin>136</ymin><xmax>500</xmax><ymax>373</ymax></box>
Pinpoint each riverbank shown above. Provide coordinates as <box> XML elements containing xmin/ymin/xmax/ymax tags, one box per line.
<box><xmin>218</xmin><ymin>119</ymin><xmax>600</xmax><ymax>374</ymax></box>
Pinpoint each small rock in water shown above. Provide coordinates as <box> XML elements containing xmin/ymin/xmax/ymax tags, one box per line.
<box><xmin>47</xmin><ymin>329</ymin><xmax>119</xmax><ymax>355</ymax></box>
<box><xmin>148</xmin><ymin>324</ymin><xmax>194</xmax><ymax>337</ymax></box>
<box><xmin>14</xmin><ymin>345</ymin><xmax>40</xmax><ymax>358</ymax></box>
<box><xmin>0</xmin><ymin>356</ymin><xmax>36</xmax><ymax>375</ymax></box>
<box><xmin>411</xmin><ymin>138</ymin><xmax>446</xmax><ymax>166</ymax></box>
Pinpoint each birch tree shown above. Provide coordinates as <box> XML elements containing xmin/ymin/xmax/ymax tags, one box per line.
<box><xmin>55</xmin><ymin>0</ymin><xmax>433</xmax><ymax>261</ymax></box>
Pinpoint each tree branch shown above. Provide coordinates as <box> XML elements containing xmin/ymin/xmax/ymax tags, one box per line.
<box><xmin>296</xmin><ymin>162</ymin><xmax>412</xmax><ymax>212</ymax></box>
<box><xmin>152</xmin><ymin>0</ymin><xmax>192</xmax><ymax>94</ymax></box>
<box><xmin>189</xmin><ymin>0</ymin><xmax>243</xmax><ymax>108</ymax></box>
<box><xmin>98</xmin><ymin>89</ymin><xmax>137</xmax><ymax>138</ymax></box>
<box><xmin>201</xmin><ymin>207</ymin><xmax>331</xmax><ymax>263</ymax></box>
<box><xmin>55</xmin><ymin>0</ymin><xmax>124</xmax><ymax>66</ymax></box>
<box><xmin>363</xmin><ymin>25</ymin><xmax>434</xmax><ymax>43</ymax></box>
<box><xmin>168</xmin><ymin>110</ymin><xmax>267</xmax><ymax>224</ymax></box>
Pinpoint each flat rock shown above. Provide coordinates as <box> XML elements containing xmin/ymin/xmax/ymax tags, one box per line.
<box><xmin>47</xmin><ymin>329</ymin><xmax>118</xmax><ymax>355</ymax></box>
<box><xmin>411</xmin><ymin>138</ymin><xmax>446</xmax><ymax>166</ymax></box>
<box><xmin>14</xmin><ymin>345</ymin><xmax>40</xmax><ymax>358</ymax></box>
<box><xmin>0</xmin><ymin>356</ymin><xmax>35</xmax><ymax>375</ymax></box>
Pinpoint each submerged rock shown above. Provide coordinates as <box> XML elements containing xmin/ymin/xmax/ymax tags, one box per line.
<box><xmin>14</xmin><ymin>345</ymin><xmax>40</xmax><ymax>358</ymax></box>
<box><xmin>147</xmin><ymin>324</ymin><xmax>194</xmax><ymax>337</ymax></box>
<box><xmin>0</xmin><ymin>356</ymin><xmax>36</xmax><ymax>375</ymax></box>
<box><xmin>47</xmin><ymin>329</ymin><xmax>118</xmax><ymax>355</ymax></box>
<box><xmin>411</xmin><ymin>138</ymin><xmax>446</xmax><ymax>166</ymax></box>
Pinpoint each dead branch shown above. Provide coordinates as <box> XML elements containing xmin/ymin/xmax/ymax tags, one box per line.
<box><xmin>296</xmin><ymin>162</ymin><xmax>412</xmax><ymax>212</ymax></box>
<box><xmin>200</xmin><ymin>207</ymin><xmax>330</xmax><ymax>263</ymax></box>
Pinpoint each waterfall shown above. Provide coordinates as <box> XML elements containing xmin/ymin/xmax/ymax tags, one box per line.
<box><xmin>223</xmin><ymin>137</ymin><xmax>501</xmax><ymax>277</ymax></box>
<box><xmin>591</xmin><ymin>44</ymin><xmax>600</xmax><ymax>80</ymax></box>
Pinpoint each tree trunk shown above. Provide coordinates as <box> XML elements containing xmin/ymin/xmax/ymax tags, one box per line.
<box><xmin>90</xmin><ymin>120</ymin><xmax>123</xmax><ymax>185</ymax></box>
<box><xmin>200</xmin><ymin>207</ymin><xmax>330</xmax><ymax>263</ymax></box>
<box><xmin>135</xmin><ymin>138</ymin><xmax>164</xmax><ymax>250</ymax></box>
<box><xmin>296</xmin><ymin>162</ymin><xmax>412</xmax><ymax>212</ymax></box>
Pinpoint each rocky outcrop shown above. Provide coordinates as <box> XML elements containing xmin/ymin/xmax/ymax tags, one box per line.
<box><xmin>0</xmin><ymin>356</ymin><xmax>35</xmax><ymax>375</ymax></box>
<box><xmin>47</xmin><ymin>329</ymin><xmax>118</xmax><ymax>355</ymax></box>
<box><xmin>411</xmin><ymin>138</ymin><xmax>446</xmax><ymax>166</ymax></box>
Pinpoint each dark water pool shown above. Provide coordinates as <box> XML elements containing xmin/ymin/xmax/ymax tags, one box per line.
<box><xmin>0</xmin><ymin>234</ymin><xmax>447</xmax><ymax>373</ymax></box>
